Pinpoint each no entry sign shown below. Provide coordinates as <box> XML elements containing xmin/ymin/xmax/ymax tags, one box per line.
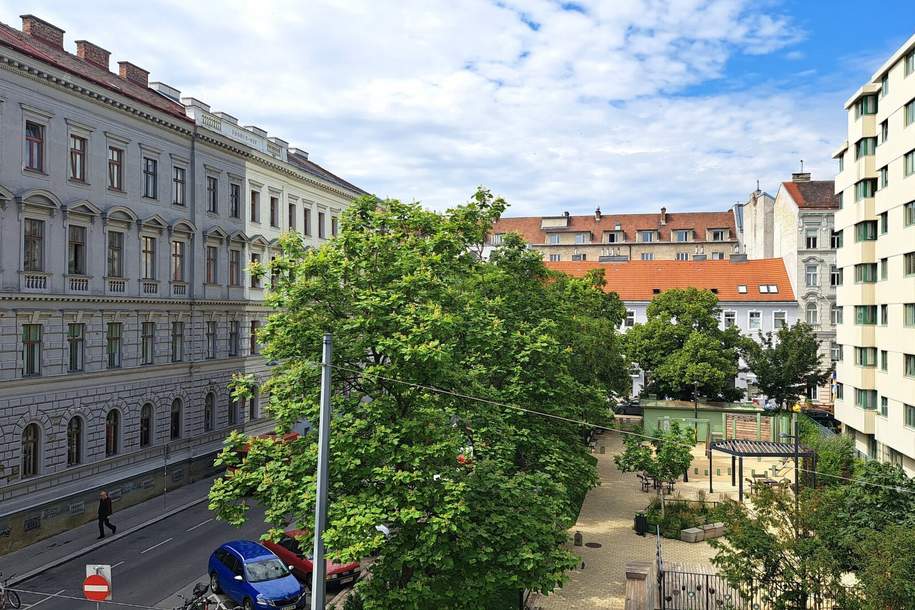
<box><xmin>83</xmin><ymin>573</ymin><xmax>111</xmax><ymax>601</ymax></box>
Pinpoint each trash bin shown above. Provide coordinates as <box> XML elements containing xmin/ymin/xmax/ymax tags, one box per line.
<box><xmin>634</xmin><ymin>512</ymin><xmax>648</xmax><ymax>536</ymax></box>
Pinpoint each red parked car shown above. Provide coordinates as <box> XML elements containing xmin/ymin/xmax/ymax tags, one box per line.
<box><xmin>262</xmin><ymin>530</ymin><xmax>360</xmax><ymax>589</ymax></box>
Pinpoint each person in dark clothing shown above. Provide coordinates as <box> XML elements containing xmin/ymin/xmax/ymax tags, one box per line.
<box><xmin>97</xmin><ymin>490</ymin><xmax>117</xmax><ymax>539</ymax></box>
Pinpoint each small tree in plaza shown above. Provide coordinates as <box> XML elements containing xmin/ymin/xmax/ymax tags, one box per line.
<box><xmin>742</xmin><ymin>321</ymin><xmax>832</xmax><ymax>410</ymax></box>
<box><xmin>614</xmin><ymin>421</ymin><xmax>694</xmax><ymax>516</ymax></box>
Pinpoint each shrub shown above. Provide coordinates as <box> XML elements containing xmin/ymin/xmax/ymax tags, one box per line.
<box><xmin>643</xmin><ymin>498</ymin><xmax>733</xmax><ymax>539</ymax></box>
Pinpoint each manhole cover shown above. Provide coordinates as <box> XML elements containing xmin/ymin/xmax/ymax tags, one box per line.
<box><xmin>584</xmin><ymin>542</ymin><xmax>602</xmax><ymax>548</ymax></box>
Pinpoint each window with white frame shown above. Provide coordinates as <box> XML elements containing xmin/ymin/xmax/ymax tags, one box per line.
<box><xmin>724</xmin><ymin>311</ymin><xmax>736</xmax><ymax>328</ymax></box>
<box><xmin>547</xmin><ymin>234</ymin><xmax>560</xmax><ymax>245</ymax></box>
<box><xmin>805</xmin><ymin>228</ymin><xmax>818</xmax><ymax>249</ymax></box>
<box><xmin>676</xmin><ymin>252</ymin><xmax>689</xmax><ymax>261</ymax></box>
<box><xmin>640</xmin><ymin>252</ymin><xmax>654</xmax><ymax>260</ymax></box>
<box><xmin>711</xmin><ymin>251</ymin><xmax>724</xmax><ymax>260</ymax></box>
<box><xmin>773</xmin><ymin>311</ymin><xmax>786</xmax><ymax>329</ymax></box>
<box><xmin>806</xmin><ymin>264</ymin><xmax>819</xmax><ymax>287</ymax></box>
<box><xmin>638</xmin><ymin>230</ymin><xmax>654</xmax><ymax>243</ymax></box>
<box><xmin>624</xmin><ymin>310</ymin><xmax>635</xmax><ymax>327</ymax></box>
<box><xmin>548</xmin><ymin>254</ymin><xmax>560</xmax><ymax>262</ymax></box>
<box><xmin>748</xmin><ymin>311</ymin><xmax>761</xmax><ymax>330</ymax></box>
<box><xmin>806</xmin><ymin>302</ymin><xmax>819</xmax><ymax>326</ymax></box>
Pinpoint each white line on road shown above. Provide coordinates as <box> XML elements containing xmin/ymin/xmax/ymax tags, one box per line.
<box><xmin>139</xmin><ymin>537</ymin><xmax>174</xmax><ymax>554</ymax></box>
<box><xmin>186</xmin><ymin>518</ymin><xmax>213</xmax><ymax>532</ymax></box>
<box><xmin>111</xmin><ymin>560</ymin><xmax>125</xmax><ymax>569</ymax></box>
<box><xmin>22</xmin><ymin>588</ymin><xmax>65</xmax><ymax>609</ymax></box>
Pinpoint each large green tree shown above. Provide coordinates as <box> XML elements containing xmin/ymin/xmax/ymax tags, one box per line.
<box><xmin>742</xmin><ymin>321</ymin><xmax>832</xmax><ymax>410</ymax></box>
<box><xmin>208</xmin><ymin>190</ymin><xmax>626</xmax><ymax>609</ymax></box>
<box><xmin>624</xmin><ymin>288</ymin><xmax>746</xmax><ymax>401</ymax></box>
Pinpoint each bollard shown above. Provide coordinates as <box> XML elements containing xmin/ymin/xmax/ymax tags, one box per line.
<box><xmin>573</xmin><ymin>530</ymin><xmax>583</xmax><ymax>546</ymax></box>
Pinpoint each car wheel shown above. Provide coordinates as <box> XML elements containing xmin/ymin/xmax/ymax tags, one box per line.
<box><xmin>244</xmin><ymin>599</ymin><xmax>254</xmax><ymax>610</ymax></box>
<box><xmin>209</xmin><ymin>572</ymin><xmax>221</xmax><ymax>594</ymax></box>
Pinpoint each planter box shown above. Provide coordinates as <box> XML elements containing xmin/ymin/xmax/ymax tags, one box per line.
<box><xmin>680</xmin><ymin>527</ymin><xmax>704</xmax><ymax>543</ymax></box>
<box><xmin>710</xmin><ymin>522</ymin><xmax>726</xmax><ymax>537</ymax></box>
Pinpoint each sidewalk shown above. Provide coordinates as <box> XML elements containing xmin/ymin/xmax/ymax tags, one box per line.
<box><xmin>532</xmin><ymin>430</ymin><xmax>718</xmax><ymax>610</ymax></box>
<box><xmin>0</xmin><ymin>474</ymin><xmax>217</xmax><ymax>584</ymax></box>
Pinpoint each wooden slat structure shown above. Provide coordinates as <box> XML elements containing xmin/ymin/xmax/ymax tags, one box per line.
<box><xmin>708</xmin><ymin>439</ymin><xmax>817</xmax><ymax>502</ymax></box>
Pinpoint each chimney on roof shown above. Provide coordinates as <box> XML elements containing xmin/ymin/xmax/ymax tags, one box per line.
<box><xmin>792</xmin><ymin>172</ymin><xmax>811</xmax><ymax>182</ymax></box>
<box><xmin>659</xmin><ymin>206</ymin><xmax>667</xmax><ymax>225</ymax></box>
<box><xmin>20</xmin><ymin>15</ymin><xmax>64</xmax><ymax>49</ymax></box>
<box><xmin>75</xmin><ymin>40</ymin><xmax>110</xmax><ymax>70</ymax></box>
<box><xmin>563</xmin><ymin>211</ymin><xmax>570</xmax><ymax>218</ymax></box>
<box><xmin>594</xmin><ymin>207</ymin><xmax>602</xmax><ymax>222</ymax></box>
<box><xmin>118</xmin><ymin>61</ymin><xmax>149</xmax><ymax>88</ymax></box>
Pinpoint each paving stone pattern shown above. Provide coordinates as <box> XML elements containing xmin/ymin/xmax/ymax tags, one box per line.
<box><xmin>532</xmin><ymin>430</ymin><xmax>717</xmax><ymax>610</ymax></box>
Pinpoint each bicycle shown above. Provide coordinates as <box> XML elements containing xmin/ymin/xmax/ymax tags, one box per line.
<box><xmin>174</xmin><ymin>582</ymin><xmax>212</xmax><ymax>610</ymax></box>
<box><xmin>0</xmin><ymin>573</ymin><xmax>21</xmax><ymax>610</ymax></box>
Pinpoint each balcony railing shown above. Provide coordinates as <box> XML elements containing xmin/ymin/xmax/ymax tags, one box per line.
<box><xmin>107</xmin><ymin>278</ymin><xmax>127</xmax><ymax>294</ymax></box>
<box><xmin>22</xmin><ymin>272</ymin><xmax>49</xmax><ymax>292</ymax></box>
<box><xmin>171</xmin><ymin>282</ymin><xmax>187</xmax><ymax>297</ymax></box>
<box><xmin>68</xmin><ymin>276</ymin><xmax>89</xmax><ymax>292</ymax></box>
<box><xmin>141</xmin><ymin>280</ymin><xmax>159</xmax><ymax>295</ymax></box>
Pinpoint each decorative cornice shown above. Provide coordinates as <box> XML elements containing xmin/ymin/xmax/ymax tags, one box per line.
<box><xmin>0</xmin><ymin>53</ymin><xmax>194</xmax><ymax>137</ymax></box>
<box><xmin>0</xmin><ymin>291</ymin><xmax>272</xmax><ymax>309</ymax></box>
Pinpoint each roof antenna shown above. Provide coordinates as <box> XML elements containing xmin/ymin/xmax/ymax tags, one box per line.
<box><xmin>756</xmin><ymin>179</ymin><xmax>760</xmax><ymax>192</ymax></box>
<box><xmin>800</xmin><ymin>159</ymin><xmax>804</xmax><ymax>172</ymax></box>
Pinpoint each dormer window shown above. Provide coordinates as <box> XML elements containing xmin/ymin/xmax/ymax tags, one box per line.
<box><xmin>638</xmin><ymin>230</ymin><xmax>655</xmax><ymax>243</ymax></box>
<box><xmin>547</xmin><ymin>234</ymin><xmax>560</xmax><ymax>245</ymax></box>
<box><xmin>491</xmin><ymin>233</ymin><xmax>503</xmax><ymax>246</ymax></box>
<box><xmin>711</xmin><ymin>229</ymin><xmax>727</xmax><ymax>241</ymax></box>
<box><xmin>575</xmin><ymin>232</ymin><xmax>590</xmax><ymax>245</ymax></box>
<box><xmin>767</xmin><ymin>285</ymin><xmax>778</xmax><ymax>293</ymax></box>
<box><xmin>737</xmin><ymin>285</ymin><xmax>748</xmax><ymax>294</ymax></box>
<box><xmin>674</xmin><ymin>230</ymin><xmax>691</xmax><ymax>242</ymax></box>
<box><xmin>606</xmin><ymin>231</ymin><xmax>621</xmax><ymax>243</ymax></box>
<box><xmin>759</xmin><ymin>285</ymin><xmax>769</xmax><ymax>293</ymax></box>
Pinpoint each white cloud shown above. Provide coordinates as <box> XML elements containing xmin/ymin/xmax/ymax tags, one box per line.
<box><xmin>0</xmin><ymin>0</ymin><xmax>844</xmax><ymax>215</ymax></box>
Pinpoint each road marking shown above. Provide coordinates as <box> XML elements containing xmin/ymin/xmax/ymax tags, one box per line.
<box><xmin>140</xmin><ymin>537</ymin><xmax>174</xmax><ymax>554</ymax></box>
<box><xmin>23</xmin><ymin>589</ymin><xmax>65</xmax><ymax>608</ymax></box>
<box><xmin>112</xmin><ymin>560</ymin><xmax>125</xmax><ymax>569</ymax></box>
<box><xmin>186</xmin><ymin>518</ymin><xmax>213</xmax><ymax>532</ymax></box>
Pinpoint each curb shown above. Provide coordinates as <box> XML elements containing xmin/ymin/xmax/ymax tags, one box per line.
<box><xmin>9</xmin><ymin>496</ymin><xmax>208</xmax><ymax>586</ymax></box>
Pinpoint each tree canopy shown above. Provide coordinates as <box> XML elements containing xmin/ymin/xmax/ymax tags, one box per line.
<box><xmin>742</xmin><ymin>321</ymin><xmax>832</xmax><ymax>409</ymax></box>
<box><xmin>208</xmin><ymin>190</ymin><xmax>628</xmax><ymax>609</ymax></box>
<box><xmin>614</xmin><ymin>421</ymin><xmax>694</xmax><ymax>516</ymax></box>
<box><xmin>624</xmin><ymin>288</ymin><xmax>746</xmax><ymax>401</ymax></box>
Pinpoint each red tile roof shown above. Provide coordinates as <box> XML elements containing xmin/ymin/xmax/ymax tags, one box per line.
<box><xmin>492</xmin><ymin>210</ymin><xmax>736</xmax><ymax>244</ymax></box>
<box><xmin>0</xmin><ymin>20</ymin><xmax>192</xmax><ymax>124</ymax></box>
<box><xmin>781</xmin><ymin>181</ymin><xmax>838</xmax><ymax>209</ymax></box>
<box><xmin>546</xmin><ymin>259</ymin><xmax>795</xmax><ymax>302</ymax></box>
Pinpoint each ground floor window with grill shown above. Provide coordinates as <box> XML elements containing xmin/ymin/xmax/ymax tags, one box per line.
<box><xmin>22</xmin><ymin>423</ymin><xmax>41</xmax><ymax>478</ymax></box>
<box><xmin>107</xmin><ymin>323</ymin><xmax>122</xmax><ymax>368</ymax></box>
<box><xmin>171</xmin><ymin>398</ymin><xmax>182</xmax><ymax>440</ymax></box>
<box><xmin>249</xmin><ymin>390</ymin><xmax>259</xmax><ymax>421</ymax></box>
<box><xmin>205</xmin><ymin>393</ymin><xmax>215</xmax><ymax>432</ymax></box>
<box><xmin>228</xmin><ymin>399</ymin><xmax>239</xmax><ymax>426</ymax></box>
<box><xmin>67</xmin><ymin>416</ymin><xmax>82</xmax><ymax>466</ymax></box>
<box><xmin>105</xmin><ymin>410</ymin><xmax>119</xmax><ymax>456</ymax></box>
<box><xmin>22</xmin><ymin>324</ymin><xmax>41</xmax><ymax>376</ymax></box>
<box><xmin>67</xmin><ymin>323</ymin><xmax>84</xmax><ymax>372</ymax></box>
<box><xmin>140</xmin><ymin>403</ymin><xmax>153</xmax><ymax>447</ymax></box>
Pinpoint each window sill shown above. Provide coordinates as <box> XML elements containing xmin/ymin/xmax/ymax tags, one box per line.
<box><xmin>23</xmin><ymin>168</ymin><xmax>49</xmax><ymax>177</ymax></box>
<box><xmin>142</xmin><ymin>195</ymin><xmax>159</xmax><ymax>201</ymax></box>
<box><xmin>172</xmin><ymin>202</ymin><xmax>187</xmax><ymax>208</ymax></box>
<box><xmin>68</xmin><ymin>178</ymin><xmax>91</xmax><ymax>188</ymax></box>
<box><xmin>107</xmin><ymin>188</ymin><xmax>126</xmax><ymax>195</ymax></box>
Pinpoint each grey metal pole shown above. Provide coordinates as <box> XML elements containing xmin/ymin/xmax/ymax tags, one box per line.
<box><xmin>311</xmin><ymin>333</ymin><xmax>333</xmax><ymax>610</ymax></box>
<box><xmin>793</xmin><ymin>412</ymin><xmax>799</xmax><ymax>515</ymax></box>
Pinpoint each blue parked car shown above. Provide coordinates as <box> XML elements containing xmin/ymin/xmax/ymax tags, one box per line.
<box><xmin>209</xmin><ymin>540</ymin><xmax>306</xmax><ymax>610</ymax></box>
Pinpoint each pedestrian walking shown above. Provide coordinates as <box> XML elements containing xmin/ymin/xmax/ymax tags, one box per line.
<box><xmin>97</xmin><ymin>490</ymin><xmax>117</xmax><ymax>539</ymax></box>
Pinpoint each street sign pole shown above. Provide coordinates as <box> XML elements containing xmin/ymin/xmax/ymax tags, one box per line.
<box><xmin>311</xmin><ymin>333</ymin><xmax>333</xmax><ymax>610</ymax></box>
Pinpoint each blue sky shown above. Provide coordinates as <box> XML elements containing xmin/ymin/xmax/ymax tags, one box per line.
<box><xmin>1</xmin><ymin>1</ymin><xmax>912</xmax><ymax>216</ymax></box>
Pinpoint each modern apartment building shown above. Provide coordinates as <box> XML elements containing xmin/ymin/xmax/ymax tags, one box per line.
<box><xmin>833</xmin><ymin>33</ymin><xmax>915</xmax><ymax>475</ymax></box>
<box><xmin>741</xmin><ymin>173</ymin><xmax>839</xmax><ymax>406</ymax></box>
<box><xmin>487</xmin><ymin>207</ymin><xmax>740</xmax><ymax>262</ymax></box>
<box><xmin>0</xmin><ymin>15</ymin><xmax>364</xmax><ymax>548</ymax></box>
<box><xmin>546</xmin><ymin>258</ymin><xmax>797</xmax><ymax>398</ymax></box>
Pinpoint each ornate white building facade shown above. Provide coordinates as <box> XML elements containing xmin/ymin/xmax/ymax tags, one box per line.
<box><xmin>0</xmin><ymin>15</ymin><xmax>364</xmax><ymax>548</ymax></box>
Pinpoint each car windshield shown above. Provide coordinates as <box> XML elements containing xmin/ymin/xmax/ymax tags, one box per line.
<box><xmin>245</xmin><ymin>558</ymin><xmax>290</xmax><ymax>583</ymax></box>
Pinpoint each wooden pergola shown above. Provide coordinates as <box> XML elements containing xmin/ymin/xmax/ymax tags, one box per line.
<box><xmin>708</xmin><ymin>439</ymin><xmax>816</xmax><ymax>502</ymax></box>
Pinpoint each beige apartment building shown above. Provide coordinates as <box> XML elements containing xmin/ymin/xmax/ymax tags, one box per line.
<box><xmin>487</xmin><ymin>207</ymin><xmax>739</xmax><ymax>262</ymax></box>
<box><xmin>833</xmin><ymin>33</ymin><xmax>915</xmax><ymax>475</ymax></box>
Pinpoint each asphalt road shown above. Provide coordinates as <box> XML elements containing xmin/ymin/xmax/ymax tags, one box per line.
<box><xmin>13</xmin><ymin>501</ymin><xmax>270</xmax><ymax>610</ymax></box>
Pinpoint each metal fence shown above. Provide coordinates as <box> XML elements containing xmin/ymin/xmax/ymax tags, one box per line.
<box><xmin>658</xmin><ymin>569</ymin><xmax>761</xmax><ymax>609</ymax></box>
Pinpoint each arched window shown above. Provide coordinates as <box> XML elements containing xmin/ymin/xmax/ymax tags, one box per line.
<box><xmin>806</xmin><ymin>302</ymin><xmax>819</xmax><ymax>326</ymax></box>
<box><xmin>227</xmin><ymin>399</ymin><xmax>238</xmax><ymax>427</ymax></box>
<box><xmin>22</xmin><ymin>423</ymin><xmax>41</xmax><ymax>478</ymax></box>
<box><xmin>140</xmin><ymin>403</ymin><xmax>153</xmax><ymax>448</ymax></box>
<box><xmin>204</xmin><ymin>393</ymin><xmax>215</xmax><ymax>432</ymax></box>
<box><xmin>170</xmin><ymin>398</ymin><xmax>182</xmax><ymax>440</ymax></box>
<box><xmin>105</xmin><ymin>410</ymin><xmax>119</xmax><ymax>457</ymax></box>
<box><xmin>249</xmin><ymin>388</ymin><xmax>259</xmax><ymax>421</ymax></box>
<box><xmin>67</xmin><ymin>417</ymin><xmax>82</xmax><ymax>466</ymax></box>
